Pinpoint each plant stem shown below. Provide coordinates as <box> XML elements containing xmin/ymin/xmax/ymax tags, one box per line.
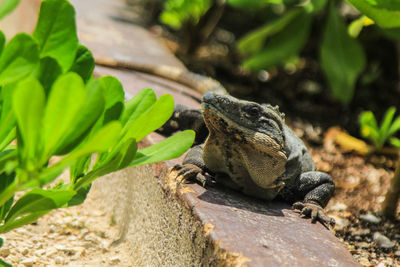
<box><xmin>382</xmin><ymin>153</ymin><xmax>400</xmax><ymax>218</ymax></box>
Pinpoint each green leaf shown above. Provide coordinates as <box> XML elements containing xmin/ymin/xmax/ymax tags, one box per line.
<box><xmin>5</xmin><ymin>188</ymin><xmax>75</xmax><ymax>223</ymax></box>
<box><xmin>242</xmin><ymin>10</ymin><xmax>312</xmax><ymax>70</ymax></box>
<box><xmin>32</xmin><ymin>57</ymin><xmax>62</xmax><ymax>94</ymax></box>
<box><xmin>0</xmin><ymin>31</ymin><xmax>5</xmax><ymax>54</ymax></box>
<box><xmin>0</xmin><ymin>258</ymin><xmax>12</xmax><ymax>267</ymax></box>
<box><xmin>99</xmin><ymin>76</ymin><xmax>124</xmax><ymax>124</ymax></box>
<box><xmin>379</xmin><ymin>107</ymin><xmax>396</xmax><ymax>142</ymax></box>
<box><xmin>123</xmin><ymin>94</ymin><xmax>174</xmax><ymax>142</ymax></box>
<box><xmin>0</xmin><ymin>0</ymin><xmax>20</xmax><ymax>20</ymax></box>
<box><xmin>67</xmin><ymin>184</ymin><xmax>91</xmax><ymax>206</ymax></box>
<box><xmin>131</xmin><ymin>130</ymin><xmax>194</xmax><ymax>166</ymax></box>
<box><xmin>0</xmin><ymin>210</ymin><xmax>48</xmax><ymax>234</ymax></box>
<box><xmin>42</xmin><ymin>73</ymin><xmax>86</xmax><ymax>158</ymax></box>
<box><xmin>346</xmin><ymin>0</ymin><xmax>400</xmax><ymax>28</ymax></box>
<box><xmin>388</xmin><ymin>116</ymin><xmax>400</xmax><ymax>136</ymax></box>
<box><xmin>13</xmin><ymin>78</ymin><xmax>45</xmax><ymax>164</ymax></box>
<box><xmin>69</xmin><ymin>44</ymin><xmax>95</xmax><ymax>83</ymax></box>
<box><xmin>120</xmin><ymin>88</ymin><xmax>156</xmax><ymax>125</ymax></box>
<box><xmin>70</xmin><ymin>155</ymin><xmax>91</xmax><ymax>181</ymax></box>
<box><xmin>237</xmin><ymin>9</ymin><xmax>301</xmax><ymax>56</ymax></box>
<box><xmin>0</xmin><ymin>172</ymin><xmax>15</xmax><ymax>221</ymax></box>
<box><xmin>348</xmin><ymin>16</ymin><xmax>368</xmax><ymax>38</ymax></box>
<box><xmin>359</xmin><ymin>111</ymin><xmax>380</xmax><ymax>144</ymax></box>
<box><xmin>0</xmin><ymin>34</ymin><xmax>39</xmax><ymax>85</ymax></box>
<box><xmin>0</xmin><ymin>84</ymin><xmax>16</xmax><ymax>151</ymax></box>
<box><xmin>320</xmin><ymin>3</ymin><xmax>366</xmax><ymax>104</ymax></box>
<box><xmin>33</xmin><ymin>0</ymin><xmax>78</xmax><ymax>72</ymax></box>
<box><xmin>55</xmin><ymin>80</ymin><xmax>105</xmax><ymax>155</ymax></box>
<box><xmin>389</xmin><ymin>137</ymin><xmax>400</xmax><ymax>148</ymax></box>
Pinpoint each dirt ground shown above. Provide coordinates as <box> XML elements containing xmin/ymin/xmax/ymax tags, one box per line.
<box><xmin>0</xmin><ymin>193</ymin><xmax>133</xmax><ymax>267</ymax></box>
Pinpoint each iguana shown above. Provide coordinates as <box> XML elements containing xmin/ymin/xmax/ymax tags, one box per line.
<box><xmin>95</xmin><ymin>57</ymin><xmax>335</xmax><ymax>228</ymax></box>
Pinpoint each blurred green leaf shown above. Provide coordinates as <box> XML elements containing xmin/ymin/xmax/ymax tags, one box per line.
<box><xmin>99</xmin><ymin>76</ymin><xmax>124</xmax><ymax>124</ymax></box>
<box><xmin>0</xmin><ymin>172</ymin><xmax>15</xmax><ymax>221</ymax></box>
<box><xmin>0</xmin><ymin>84</ymin><xmax>16</xmax><ymax>151</ymax></box>
<box><xmin>121</xmin><ymin>88</ymin><xmax>156</xmax><ymax>125</ymax></box>
<box><xmin>5</xmin><ymin>188</ymin><xmax>75</xmax><ymax>223</ymax></box>
<box><xmin>69</xmin><ymin>44</ymin><xmax>94</xmax><ymax>83</ymax></box>
<box><xmin>348</xmin><ymin>16</ymin><xmax>368</xmax><ymax>37</ymax></box>
<box><xmin>346</xmin><ymin>0</ymin><xmax>400</xmax><ymax>28</ymax></box>
<box><xmin>0</xmin><ymin>31</ymin><xmax>5</xmax><ymax>54</ymax></box>
<box><xmin>0</xmin><ymin>0</ymin><xmax>20</xmax><ymax>20</ymax></box>
<box><xmin>131</xmin><ymin>130</ymin><xmax>195</xmax><ymax>166</ymax></box>
<box><xmin>55</xmin><ymin>80</ymin><xmax>105</xmax><ymax>155</ymax></box>
<box><xmin>42</xmin><ymin>73</ymin><xmax>86</xmax><ymax>158</ymax></box>
<box><xmin>228</xmin><ymin>0</ymin><xmax>279</xmax><ymax>10</ymax></box>
<box><xmin>237</xmin><ymin>9</ymin><xmax>301</xmax><ymax>56</ymax></box>
<box><xmin>379</xmin><ymin>106</ymin><xmax>396</xmax><ymax>143</ymax></box>
<box><xmin>13</xmin><ymin>78</ymin><xmax>45</xmax><ymax>165</ymax></box>
<box><xmin>242</xmin><ymin>10</ymin><xmax>311</xmax><ymax>70</ymax></box>
<box><xmin>33</xmin><ymin>0</ymin><xmax>78</xmax><ymax>72</ymax></box>
<box><xmin>0</xmin><ymin>34</ymin><xmax>39</xmax><ymax>85</ymax></box>
<box><xmin>0</xmin><ymin>258</ymin><xmax>12</xmax><ymax>267</ymax></box>
<box><xmin>67</xmin><ymin>184</ymin><xmax>91</xmax><ymax>206</ymax></box>
<box><xmin>160</xmin><ymin>0</ymin><xmax>212</xmax><ymax>29</ymax></box>
<box><xmin>320</xmin><ymin>3</ymin><xmax>366</xmax><ymax>104</ymax></box>
<box><xmin>389</xmin><ymin>137</ymin><xmax>400</xmax><ymax>148</ymax></box>
<box><xmin>33</xmin><ymin>57</ymin><xmax>62</xmax><ymax>94</ymax></box>
<box><xmin>124</xmin><ymin>94</ymin><xmax>174</xmax><ymax>142</ymax></box>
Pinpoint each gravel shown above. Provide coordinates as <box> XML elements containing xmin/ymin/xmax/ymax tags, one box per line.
<box><xmin>0</xmin><ymin>195</ymin><xmax>133</xmax><ymax>266</ymax></box>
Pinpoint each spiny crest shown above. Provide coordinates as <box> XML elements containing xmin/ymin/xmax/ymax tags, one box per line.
<box><xmin>262</xmin><ymin>103</ymin><xmax>285</xmax><ymax>120</ymax></box>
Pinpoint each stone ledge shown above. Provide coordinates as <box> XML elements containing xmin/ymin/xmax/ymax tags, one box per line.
<box><xmin>72</xmin><ymin>0</ymin><xmax>359</xmax><ymax>265</ymax></box>
<box><xmin>3</xmin><ymin>0</ymin><xmax>360</xmax><ymax>265</ymax></box>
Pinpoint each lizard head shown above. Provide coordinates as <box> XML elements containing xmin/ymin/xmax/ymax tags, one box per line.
<box><xmin>201</xmin><ymin>92</ymin><xmax>286</xmax><ymax>154</ymax></box>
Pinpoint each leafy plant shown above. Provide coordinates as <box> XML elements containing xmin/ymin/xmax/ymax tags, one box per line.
<box><xmin>158</xmin><ymin>0</ymin><xmax>399</xmax><ymax>104</ymax></box>
<box><xmin>359</xmin><ymin>107</ymin><xmax>400</xmax><ymax>149</ymax></box>
<box><xmin>0</xmin><ymin>0</ymin><xmax>194</xmax><ymax>262</ymax></box>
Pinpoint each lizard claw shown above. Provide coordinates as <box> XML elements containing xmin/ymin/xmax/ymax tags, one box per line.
<box><xmin>292</xmin><ymin>201</ymin><xmax>335</xmax><ymax>229</ymax></box>
<box><xmin>173</xmin><ymin>164</ymin><xmax>209</xmax><ymax>187</ymax></box>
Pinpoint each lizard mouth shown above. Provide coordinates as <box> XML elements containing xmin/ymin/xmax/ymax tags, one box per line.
<box><xmin>201</xmin><ymin>101</ymin><xmax>283</xmax><ymax>149</ymax></box>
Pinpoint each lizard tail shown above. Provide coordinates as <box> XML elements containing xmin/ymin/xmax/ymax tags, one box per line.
<box><xmin>94</xmin><ymin>57</ymin><xmax>227</xmax><ymax>95</ymax></box>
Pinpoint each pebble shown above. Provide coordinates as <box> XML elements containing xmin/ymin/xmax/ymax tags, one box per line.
<box><xmin>55</xmin><ymin>256</ymin><xmax>64</xmax><ymax>264</ymax></box>
<box><xmin>0</xmin><ymin>248</ymin><xmax>10</xmax><ymax>257</ymax></box>
<box><xmin>373</xmin><ymin>232</ymin><xmax>396</xmax><ymax>249</ymax></box>
<box><xmin>110</xmin><ymin>256</ymin><xmax>121</xmax><ymax>265</ymax></box>
<box><xmin>359</xmin><ymin>213</ymin><xmax>381</xmax><ymax>224</ymax></box>
<box><xmin>20</xmin><ymin>257</ymin><xmax>36</xmax><ymax>266</ymax></box>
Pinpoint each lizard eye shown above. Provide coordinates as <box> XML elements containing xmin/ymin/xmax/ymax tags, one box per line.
<box><xmin>246</xmin><ymin>106</ymin><xmax>259</xmax><ymax>117</ymax></box>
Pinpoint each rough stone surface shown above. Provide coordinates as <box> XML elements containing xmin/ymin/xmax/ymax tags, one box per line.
<box><xmin>0</xmin><ymin>0</ymin><xmax>359</xmax><ymax>266</ymax></box>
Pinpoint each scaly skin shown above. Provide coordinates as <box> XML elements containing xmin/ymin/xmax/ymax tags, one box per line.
<box><xmin>96</xmin><ymin>57</ymin><xmax>335</xmax><ymax>228</ymax></box>
<box><xmin>173</xmin><ymin>92</ymin><xmax>335</xmax><ymax>228</ymax></box>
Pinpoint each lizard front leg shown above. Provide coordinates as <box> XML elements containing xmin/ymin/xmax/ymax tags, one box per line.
<box><xmin>292</xmin><ymin>171</ymin><xmax>335</xmax><ymax>228</ymax></box>
<box><xmin>174</xmin><ymin>145</ymin><xmax>213</xmax><ymax>186</ymax></box>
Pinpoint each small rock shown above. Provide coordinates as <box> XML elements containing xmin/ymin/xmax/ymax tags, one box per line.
<box><xmin>0</xmin><ymin>248</ymin><xmax>10</xmax><ymax>257</ymax></box>
<box><xmin>45</xmin><ymin>247</ymin><xmax>58</xmax><ymax>257</ymax></box>
<box><xmin>358</xmin><ymin>257</ymin><xmax>370</xmax><ymax>266</ymax></box>
<box><xmin>110</xmin><ymin>256</ymin><xmax>121</xmax><ymax>265</ymax></box>
<box><xmin>331</xmin><ymin>217</ymin><xmax>350</xmax><ymax>230</ymax></box>
<box><xmin>358</xmin><ymin>242</ymin><xmax>370</xmax><ymax>249</ymax></box>
<box><xmin>21</xmin><ymin>257</ymin><xmax>36</xmax><ymax>266</ymax></box>
<box><xmin>359</xmin><ymin>213</ymin><xmax>381</xmax><ymax>224</ymax></box>
<box><xmin>329</xmin><ymin>202</ymin><xmax>347</xmax><ymax>211</ymax></box>
<box><xmin>55</xmin><ymin>256</ymin><xmax>64</xmax><ymax>264</ymax></box>
<box><xmin>34</xmin><ymin>249</ymin><xmax>46</xmax><ymax>257</ymax></box>
<box><xmin>373</xmin><ymin>232</ymin><xmax>396</xmax><ymax>249</ymax></box>
<box><xmin>20</xmin><ymin>248</ymin><xmax>29</xmax><ymax>256</ymax></box>
<box><xmin>352</xmin><ymin>229</ymin><xmax>371</xmax><ymax>236</ymax></box>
